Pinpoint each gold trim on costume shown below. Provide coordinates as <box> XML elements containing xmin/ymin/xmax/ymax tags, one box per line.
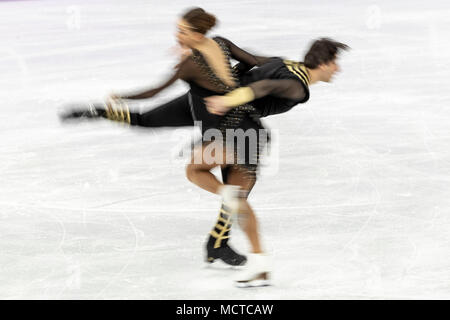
<box><xmin>223</xmin><ymin>87</ymin><xmax>255</xmax><ymax>107</ymax></box>
<box><xmin>284</xmin><ymin>60</ymin><xmax>310</xmax><ymax>86</ymax></box>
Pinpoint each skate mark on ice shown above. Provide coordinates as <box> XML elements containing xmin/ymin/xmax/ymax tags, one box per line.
<box><xmin>94</xmin><ymin>211</ymin><xmax>140</xmax><ymax>298</ymax></box>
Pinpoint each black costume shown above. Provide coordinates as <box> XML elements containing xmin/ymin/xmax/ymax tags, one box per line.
<box><xmin>62</xmin><ymin>36</ymin><xmax>272</xmax><ymax>266</ymax></box>
<box><xmin>239</xmin><ymin>58</ymin><xmax>310</xmax><ymax>116</ymax></box>
<box><xmin>61</xmin><ymin>37</ymin><xmax>311</xmax><ymax>266</ymax></box>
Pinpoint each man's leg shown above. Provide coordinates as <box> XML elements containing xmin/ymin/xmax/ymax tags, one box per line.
<box><xmin>223</xmin><ymin>167</ymin><xmax>261</xmax><ymax>254</ymax></box>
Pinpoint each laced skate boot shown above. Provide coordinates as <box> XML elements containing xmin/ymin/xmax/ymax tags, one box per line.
<box><xmin>205</xmin><ymin>235</ymin><xmax>247</xmax><ymax>266</ymax></box>
<box><xmin>59</xmin><ymin>103</ymin><xmax>105</xmax><ymax>121</ymax></box>
<box><xmin>205</xmin><ymin>202</ymin><xmax>247</xmax><ymax>266</ymax></box>
<box><xmin>234</xmin><ymin>253</ymin><xmax>271</xmax><ymax>287</ymax></box>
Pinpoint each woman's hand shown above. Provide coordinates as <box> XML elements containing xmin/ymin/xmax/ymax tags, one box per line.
<box><xmin>171</xmin><ymin>44</ymin><xmax>192</xmax><ymax>70</ymax></box>
<box><xmin>205</xmin><ymin>96</ymin><xmax>231</xmax><ymax>115</ymax></box>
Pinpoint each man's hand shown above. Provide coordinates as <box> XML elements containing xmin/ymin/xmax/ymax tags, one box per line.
<box><xmin>205</xmin><ymin>96</ymin><xmax>231</xmax><ymax>115</ymax></box>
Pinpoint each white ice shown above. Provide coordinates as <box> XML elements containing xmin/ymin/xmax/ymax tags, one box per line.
<box><xmin>1</xmin><ymin>0</ymin><xmax>450</xmax><ymax>299</ymax></box>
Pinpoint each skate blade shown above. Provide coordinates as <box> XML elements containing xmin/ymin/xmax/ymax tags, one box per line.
<box><xmin>234</xmin><ymin>279</ymin><xmax>271</xmax><ymax>288</ymax></box>
<box><xmin>235</xmin><ymin>272</ymin><xmax>271</xmax><ymax>288</ymax></box>
<box><xmin>205</xmin><ymin>259</ymin><xmax>246</xmax><ymax>270</ymax></box>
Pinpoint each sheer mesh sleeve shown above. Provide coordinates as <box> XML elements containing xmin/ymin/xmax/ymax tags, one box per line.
<box><xmin>222</xmin><ymin>79</ymin><xmax>306</xmax><ymax>108</ymax></box>
<box><xmin>217</xmin><ymin>37</ymin><xmax>273</xmax><ymax>67</ymax></box>
<box><xmin>232</xmin><ymin>62</ymin><xmax>253</xmax><ymax>78</ymax></box>
<box><xmin>248</xmin><ymin>79</ymin><xmax>306</xmax><ymax>102</ymax></box>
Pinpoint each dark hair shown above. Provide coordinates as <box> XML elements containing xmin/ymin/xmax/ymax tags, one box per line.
<box><xmin>182</xmin><ymin>7</ymin><xmax>217</xmax><ymax>35</ymax></box>
<box><xmin>304</xmin><ymin>38</ymin><xmax>349</xmax><ymax>69</ymax></box>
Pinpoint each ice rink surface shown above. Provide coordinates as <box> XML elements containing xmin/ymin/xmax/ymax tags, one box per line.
<box><xmin>1</xmin><ymin>0</ymin><xmax>450</xmax><ymax>299</ymax></box>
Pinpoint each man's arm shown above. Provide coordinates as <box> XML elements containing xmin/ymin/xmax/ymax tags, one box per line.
<box><xmin>205</xmin><ymin>79</ymin><xmax>305</xmax><ymax>115</ymax></box>
<box><xmin>218</xmin><ymin>37</ymin><xmax>275</xmax><ymax>69</ymax></box>
<box><xmin>231</xmin><ymin>55</ymin><xmax>275</xmax><ymax>77</ymax></box>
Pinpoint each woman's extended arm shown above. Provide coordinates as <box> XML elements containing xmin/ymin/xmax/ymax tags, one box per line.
<box><xmin>117</xmin><ymin>59</ymin><xmax>191</xmax><ymax>100</ymax></box>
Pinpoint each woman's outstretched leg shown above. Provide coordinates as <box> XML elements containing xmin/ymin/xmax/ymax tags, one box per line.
<box><xmin>60</xmin><ymin>93</ymin><xmax>194</xmax><ymax>128</ymax></box>
<box><xmin>61</xmin><ymin>95</ymin><xmax>248</xmax><ymax>265</ymax></box>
